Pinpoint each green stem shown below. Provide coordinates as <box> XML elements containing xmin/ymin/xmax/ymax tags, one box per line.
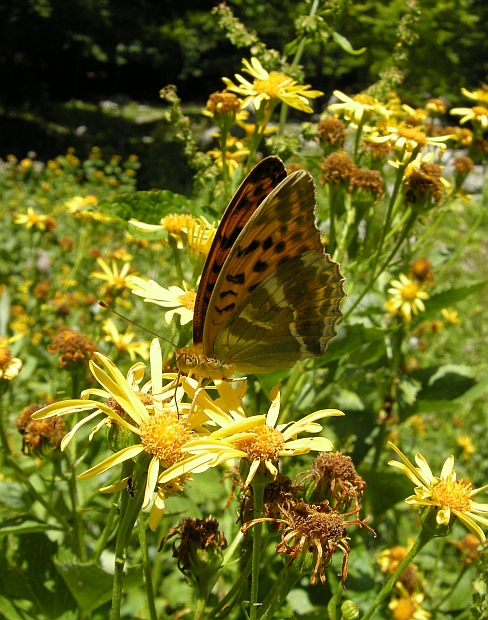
<box><xmin>250</xmin><ymin>472</ymin><xmax>267</xmax><ymax>620</ymax></box>
<box><xmin>65</xmin><ymin>451</ymin><xmax>87</xmax><ymax>561</ymax></box>
<box><xmin>279</xmin><ymin>0</ymin><xmax>320</xmax><ymax>133</ymax></box>
<box><xmin>360</xmin><ymin>528</ymin><xmax>433</xmax><ymax>620</ymax></box>
<box><xmin>0</xmin><ymin>393</ymin><xmax>72</xmax><ymax>531</ymax></box>
<box><xmin>138</xmin><ymin>516</ymin><xmax>158</xmax><ymax>620</ymax></box>
<box><xmin>169</xmin><ymin>237</ymin><xmax>184</xmax><ymax>286</ymax></box>
<box><xmin>279</xmin><ymin>361</ymin><xmax>306</xmax><ymax>422</ymax></box>
<box><xmin>343</xmin><ymin>207</ymin><xmax>416</xmax><ymax>321</ymax></box>
<box><xmin>258</xmin><ymin>562</ymin><xmax>304</xmax><ymax>620</ymax></box>
<box><xmin>92</xmin><ymin>498</ymin><xmax>118</xmax><ymax>563</ymax></box>
<box><xmin>433</xmin><ymin>209</ymin><xmax>483</xmax><ymax>287</ymax></box>
<box><xmin>220</xmin><ymin>129</ymin><xmax>229</xmax><ymax>198</ymax></box>
<box><xmin>110</xmin><ymin>454</ymin><xmax>150</xmax><ymax>620</ymax></box>
<box><xmin>67</xmin><ymin>229</ymin><xmax>89</xmax><ymax>286</ymax></box>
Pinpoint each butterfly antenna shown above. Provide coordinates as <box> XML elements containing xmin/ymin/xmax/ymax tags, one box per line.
<box><xmin>98</xmin><ymin>300</ymin><xmax>178</xmax><ymax>347</ymax></box>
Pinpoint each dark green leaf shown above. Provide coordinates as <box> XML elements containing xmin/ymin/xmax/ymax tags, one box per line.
<box><xmin>360</xmin><ymin>466</ymin><xmax>412</xmax><ymax>516</ymax></box>
<box><xmin>97</xmin><ymin>190</ymin><xmax>199</xmax><ymax>225</ymax></box>
<box><xmin>422</xmin><ymin>280</ymin><xmax>488</xmax><ymax>321</ymax></box>
<box><xmin>321</xmin><ymin>324</ymin><xmax>390</xmax><ymax>363</ymax></box>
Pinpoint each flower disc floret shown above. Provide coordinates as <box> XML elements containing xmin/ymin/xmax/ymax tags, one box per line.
<box><xmin>235</xmin><ymin>424</ymin><xmax>285</xmax><ymax>462</ymax></box>
<box><xmin>139</xmin><ymin>414</ymin><xmax>194</xmax><ymax>466</ymax></box>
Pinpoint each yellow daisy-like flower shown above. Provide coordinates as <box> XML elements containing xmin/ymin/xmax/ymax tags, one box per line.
<box><xmin>64</xmin><ymin>195</ymin><xmax>113</xmax><ymax>223</ymax></box>
<box><xmin>0</xmin><ymin>347</ymin><xmax>22</xmax><ymax>380</ymax></box>
<box><xmin>328</xmin><ymin>90</ymin><xmax>389</xmax><ymax>125</ymax></box>
<box><xmin>460</xmin><ymin>86</ymin><xmax>488</xmax><ymax>106</ymax></box>
<box><xmin>187</xmin><ymin>216</ymin><xmax>216</xmax><ymax>260</ymax></box>
<box><xmin>386</xmin><ymin>273</ymin><xmax>429</xmax><ymax>322</ymax></box>
<box><xmin>222</xmin><ymin>57</ymin><xmax>323</xmax><ymax>114</ymax></box>
<box><xmin>129</xmin><ymin>213</ymin><xmax>193</xmax><ymax>248</ymax></box>
<box><xmin>102</xmin><ymin>318</ymin><xmax>150</xmax><ymax>361</ymax></box>
<box><xmin>450</xmin><ymin>105</ymin><xmax>488</xmax><ymax>130</ymax></box>
<box><xmin>389</xmin><ymin>582</ymin><xmax>432</xmax><ymax>620</ymax></box>
<box><xmin>90</xmin><ymin>257</ymin><xmax>134</xmax><ymax>293</ymax></box>
<box><xmin>129</xmin><ymin>277</ymin><xmax>195</xmax><ymax>325</ymax></box>
<box><xmin>12</xmin><ymin>207</ymin><xmax>54</xmax><ymax>231</ymax></box>
<box><xmin>159</xmin><ymin>381</ymin><xmax>343</xmax><ymax>489</ymax></box>
<box><xmin>441</xmin><ymin>308</ymin><xmax>462</xmax><ymax>325</ymax></box>
<box><xmin>388</xmin><ymin>442</ymin><xmax>488</xmax><ymax>542</ymax></box>
<box><xmin>32</xmin><ymin>341</ymin><xmax>203</xmax><ymax>514</ymax></box>
<box><xmin>364</xmin><ymin>126</ymin><xmax>451</xmax><ymax>155</ymax></box>
<box><xmin>207</xmin><ymin>136</ymin><xmax>250</xmax><ymax>177</ymax></box>
<box><xmin>457</xmin><ymin>434</ymin><xmax>476</xmax><ymax>461</ymax></box>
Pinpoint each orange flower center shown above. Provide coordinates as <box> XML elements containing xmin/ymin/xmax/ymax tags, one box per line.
<box><xmin>139</xmin><ymin>413</ymin><xmax>193</xmax><ymax>466</ymax></box>
<box><xmin>235</xmin><ymin>424</ymin><xmax>285</xmax><ymax>461</ymax></box>
<box><xmin>472</xmin><ymin>106</ymin><xmax>488</xmax><ymax>117</ymax></box>
<box><xmin>432</xmin><ymin>479</ymin><xmax>472</xmax><ymax>512</ymax></box>
<box><xmin>177</xmin><ymin>289</ymin><xmax>196</xmax><ymax>311</ymax></box>
<box><xmin>397</xmin><ymin>128</ymin><xmax>427</xmax><ymax>146</ymax></box>
<box><xmin>400</xmin><ymin>282</ymin><xmax>421</xmax><ymax>301</ymax></box>
<box><xmin>254</xmin><ymin>72</ymin><xmax>290</xmax><ymax>98</ymax></box>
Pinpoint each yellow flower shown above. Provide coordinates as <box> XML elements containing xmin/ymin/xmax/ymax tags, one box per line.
<box><xmin>364</xmin><ymin>126</ymin><xmax>451</xmax><ymax>155</ymax></box>
<box><xmin>389</xmin><ymin>582</ymin><xmax>431</xmax><ymax>620</ymax></box>
<box><xmin>129</xmin><ymin>278</ymin><xmax>195</xmax><ymax>325</ymax></box>
<box><xmin>129</xmin><ymin>213</ymin><xmax>193</xmax><ymax>248</ymax></box>
<box><xmin>450</xmin><ymin>105</ymin><xmax>488</xmax><ymax>130</ymax></box>
<box><xmin>441</xmin><ymin>308</ymin><xmax>461</xmax><ymax>325</ymax></box>
<box><xmin>64</xmin><ymin>195</ymin><xmax>99</xmax><ymax>211</ymax></box>
<box><xmin>0</xmin><ymin>348</ymin><xmax>22</xmax><ymax>380</ymax></box>
<box><xmin>457</xmin><ymin>434</ymin><xmax>476</xmax><ymax>461</ymax></box>
<box><xmin>388</xmin><ymin>443</ymin><xmax>488</xmax><ymax>542</ymax></box>
<box><xmin>90</xmin><ymin>257</ymin><xmax>135</xmax><ymax>292</ymax></box>
<box><xmin>386</xmin><ymin>274</ymin><xmax>429</xmax><ymax>322</ymax></box>
<box><xmin>102</xmin><ymin>318</ymin><xmax>150</xmax><ymax>361</ymax></box>
<box><xmin>460</xmin><ymin>86</ymin><xmax>488</xmax><ymax>106</ymax></box>
<box><xmin>328</xmin><ymin>90</ymin><xmax>389</xmax><ymax>125</ymax></box>
<box><xmin>222</xmin><ymin>57</ymin><xmax>323</xmax><ymax>114</ymax></box>
<box><xmin>32</xmin><ymin>341</ymin><xmax>203</xmax><ymax>517</ymax></box>
<box><xmin>13</xmin><ymin>207</ymin><xmax>53</xmax><ymax>231</ymax></box>
<box><xmin>159</xmin><ymin>381</ymin><xmax>343</xmax><ymax>489</ymax></box>
<box><xmin>187</xmin><ymin>216</ymin><xmax>216</xmax><ymax>260</ymax></box>
<box><xmin>207</xmin><ymin>137</ymin><xmax>250</xmax><ymax>177</ymax></box>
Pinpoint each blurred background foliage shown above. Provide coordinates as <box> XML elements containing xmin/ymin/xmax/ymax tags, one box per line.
<box><xmin>1</xmin><ymin>0</ymin><xmax>487</xmax><ymax>190</ymax></box>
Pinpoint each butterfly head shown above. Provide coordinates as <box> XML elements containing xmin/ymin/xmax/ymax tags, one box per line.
<box><xmin>175</xmin><ymin>344</ymin><xmax>235</xmax><ymax>381</ymax></box>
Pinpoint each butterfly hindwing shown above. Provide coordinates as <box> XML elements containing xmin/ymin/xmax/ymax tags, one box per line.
<box><xmin>214</xmin><ymin>251</ymin><xmax>345</xmax><ymax>373</ymax></box>
<box><xmin>192</xmin><ymin>157</ymin><xmax>287</xmax><ymax>344</ymax></box>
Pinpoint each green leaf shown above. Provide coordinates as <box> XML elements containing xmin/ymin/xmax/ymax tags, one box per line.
<box><xmin>398</xmin><ymin>364</ymin><xmax>477</xmax><ymax>419</ymax></box>
<box><xmin>54</xmin><ymin>560</ymin><xmax>117</xmax><ymax>613</ymax></box>
<box><xmin>331</xmin><ymin>31</ymin><xmax>366</xmax><ymax>55</ymax></box>
<box><xmin>0</xmin><ymin>518</ymin><xmax>62</xmax><ymax>537</ymax></box>
<box><xmin>320</xmin><ymin>324</ymin><xmax>390</xmax><ymax>363</ymax></box>
<box><xmin>422</xmin><ymin>280</ymin><xmax>488</xmax><ymax>321</ymax></box>
<box><xmin>97</xmin><ymin>190</ymin><xmax>199</xmax><ymax>225</ymax></box>
<box><xmin>360</xmin><ymin>466</ymin><xmax>412</xmax><ymax>516</ymax></box>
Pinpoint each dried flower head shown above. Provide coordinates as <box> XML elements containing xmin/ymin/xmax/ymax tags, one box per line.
<box><xmin>16</xmin><ymin>403</ymin><xmax>66</xmax><ymax>454</ymax></box>
<box><xmin>453</xmin><ymin>156</ymin><xmax>475</xmax><ymax>175</ymax></box>
<box><xmin>245</xmin><ymin>499</ymin><xmax>370</xmax><ymax>586</ymax></box>
<box><xmin>48</xmin><ymin>326</ymin><xmax>97</xmax><ymax>368</ymax></box>
<box><xmin>350</xmin><ymin>168</ymin><xmax>384</xmax><ymax>201</ymax></box>
<box><xmin>410</xmin><ymin>258</ymin><xmax>434</xmax><ymax>284</ymax></box>
<box><xmin>319</xmin><ymin>152</ymin><xmax>356</xmax><ymax>187</ymax></box>
<box><xmin>204</xmin><ymin>91</ymin><xmax>241</xmax><ymax>117</ymax></box>
<box><xmin>316</xmin><ymin>118</ymin><xmax>347</xmax><ymax>150</ymax></box>
<box><xmin>302</xmin><ymin>452</ymin><xmax>366</xmax><ymax>511</ymax></box>
<box><xmin>405</xmin><ymin>162</ymin><xmax>443</xmax><ymax>206</ymax></box>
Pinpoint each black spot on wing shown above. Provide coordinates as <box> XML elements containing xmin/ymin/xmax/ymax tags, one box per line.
<box><xmin>253</xmin><ymin>260</ymin><xmax>268</xmax><ymax>273</ymax></box>
<box><xmin>219</xmin><ymin>289</ymin><xmax>238</xmax><ymax>299</ymax></box>
<box><xmin>226</xmin><ymin>273</ymin><xmax>245</xmax><ymax>284</ymax></box>
<box><xmin>274</xmin><ymin>241</ymin><xmax>286</xmax><ymax>254</ymax></box>
<box><xmin>214</xmin><ymin>302</ymin><xmax>236</xmax><ymax>315</ymax></box>
<box><xmin>262</xmin><ymin>236</ymin><xmax>273</xmax><ymax>251</ymax></box>
<box><xmin>237</xmin><ymin>238</ymin><xmax>260</xmax><ymax>257</ymax></box>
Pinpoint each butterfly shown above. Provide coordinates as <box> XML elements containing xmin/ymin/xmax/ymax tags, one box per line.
<box><xmin>176</xmin><ymin>156</ymin><xmax>346</xmax><ymax>380</ymax></box>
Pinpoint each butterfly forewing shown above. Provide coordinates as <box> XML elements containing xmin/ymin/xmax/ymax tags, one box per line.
<box><xmin>203</xmin><ymin>170</ymin><xmax>326</xmax><ymax>357</ymax></box>
<box><xmin>192</xmin><ymin>157</ymin><xmax>287</xmax><ymax>344</ymax></box>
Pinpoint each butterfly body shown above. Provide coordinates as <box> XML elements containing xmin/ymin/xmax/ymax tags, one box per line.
<box><xmin>176</xmin><ymin>157</ymin><xmax>345</xmax><ymax>379</ymax></box>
